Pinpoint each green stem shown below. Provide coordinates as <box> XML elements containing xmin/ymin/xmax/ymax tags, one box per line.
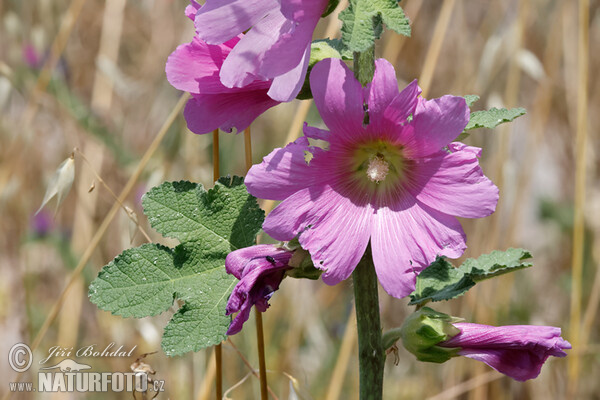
<box><xmin>352</xmin><ymin>246</ymin><xmax>385</xmax><ymax>400</ymax></box>
<box><xmin>353</xmin><ymin>46</ymin><xmax>376</xmax><ymax>85</ymax></box>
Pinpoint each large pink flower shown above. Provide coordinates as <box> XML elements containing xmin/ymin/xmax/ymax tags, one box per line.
<box><xmin>192</xmin><ymin>0</ymin><xmax>329</xmax><ymax>102</ymax></box>
<box><xmin>166</xmin><ymin>3</ymin><xmax>279</xmax><ymax>134</ymax></box>
<box><xmin>246</xmin><ymin>58</ymin><xmax>499</xmax><ymax>298</ymax></box>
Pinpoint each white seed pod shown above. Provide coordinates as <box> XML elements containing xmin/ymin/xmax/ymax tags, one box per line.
<box><xmin>36</xmin><ymin>153</ymin><xmax>75</xmax><ymax>215</ymax></box>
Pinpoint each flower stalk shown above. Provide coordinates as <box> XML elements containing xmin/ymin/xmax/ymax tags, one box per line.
<box><xmin>352</xmin><ymin>246</ymin><xmax>385</xmax><ymax>400</ymax></box>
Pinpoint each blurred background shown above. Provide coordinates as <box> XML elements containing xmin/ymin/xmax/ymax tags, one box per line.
<box><xmin>1</xmin><ymin>0</ymin><xmax>598</xmax><ymax>398</ymax></box>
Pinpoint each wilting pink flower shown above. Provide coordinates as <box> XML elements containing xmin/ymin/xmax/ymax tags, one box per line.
<box><xmin>246</xmin><ymin>58</ymin><xmax>499</xmax><ymax>298</ymax></box>
<box><xmin>225</xmin><ymin>245</ymin><xmax>293</xmax><ymax>335</ymax></box>
<box><xmin>166</xmin><ymin>3</ymin><xmax>279</xmax><ymax>134</ymax></box>
<box><xmin>439</xmin><ymin>323</ymin><xmax>571</xmax><ymax>381</ymax></box>
<box><xmin>192</xmin><ymin>0</ymin><xmax>329</xmax><ymax>102</ymax></box>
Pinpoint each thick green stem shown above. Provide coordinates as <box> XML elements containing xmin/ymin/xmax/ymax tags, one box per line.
<box><xmin>352</xmin><ymin>246</ymin><xmax>385</xmax><ymax>400</ymax></box>
<box><xmin>353</xmin><ymin>46</ymin><xmax>376</xmax><ymax>85</ymax></box>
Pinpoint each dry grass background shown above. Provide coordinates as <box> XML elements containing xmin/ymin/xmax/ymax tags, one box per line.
<box><xmin>1</xmin><ymin>0</ymin><xmax>599</xmax><ymax>399</ymax></box>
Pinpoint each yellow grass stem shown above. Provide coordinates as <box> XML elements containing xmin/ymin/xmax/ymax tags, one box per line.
<box><xmin>1</xmin><ymin>92</ymin><xmax>189</xmax><ymax>400</ymax></box>
<box><xmin>567</xmin><ymin>0</ymin><xmax>589</xmax><ymax>397</ymax></box>
<box><xmin>418</xmin><ymin>0</ymin><xmax>456</xmax><ymax>97</ymax></box>
<box><xmin>426</xmin><ymin>371</ymin><xmax>502</xmax><ymax>400</ymax></box>
<box><xmin>325</xmin><ymin>311</ymin><xmax>356</xmax><ymax>400</ymax></box>
<box><xmin>197</xmin><ymin>347</ymin><xmax>217</xmax><ymax>400</ymax></box>
<box><xmin>22</xmin><ymin>0</ymin><xmax>88</xmax><ymax>127</ymax></box>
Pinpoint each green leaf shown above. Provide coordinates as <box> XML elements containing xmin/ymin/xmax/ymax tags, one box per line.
<box><xmin>90</xmin><ymin>176</ymin><xmax>264</xmax><ymax>356</ymax></box>
<box><xmin>339</xmin><ymin>0</ymin><xmax>411</xmax><ymax>54</ymax></box>
<box><xmin>461</xmin><ymin>248</ymin><xmax>533</xmax><ymax>281</ymax></box>
<box><xmin>465</xmin><ymin>107</ymin><xmax>526</xmax><ymax>131</ymax></box>
<box><xmin>463</xmin><ymin>95</ymin><xmax>480</xmax><ymax>108</ymax></box>
<box><xmin>456</xmin><ymin>106</ymin><xmax>526</xmax><ymax>141</ymax></box>
<box><xmin>409</xmin><ymin>248</ymin><xmax>532</xmax><ymax>306</ymax></box>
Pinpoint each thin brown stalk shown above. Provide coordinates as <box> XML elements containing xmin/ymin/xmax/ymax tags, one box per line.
<box><xmin>243</xmin><ymin>125</ymin><xmax>268</xmax><ymax>400</ymax></box>
<box><xmin>567</xmin><ymin>0</ymin><xmax>589</xmax><ymax>397</ymax></box>
<box><xmin>211</xmin><ymin>127</ymin><xmax>223</xmax><ymax>400</ymax></box>
<box><xmin>1</xmin><ymin>92</ymin><xmax>189</xmax><ymax>400</ymax></box>
<box><xmin>213</xmin><ymin>129</ymin><xmax>220</xmax><ymax>181</ymax></box>
<box><xmin>226</xmin><ymin>339</ymin><xmax>279</xmax><ymax>400</ymax></box>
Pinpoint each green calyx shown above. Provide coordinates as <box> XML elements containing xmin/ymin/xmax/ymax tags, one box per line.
<box><xmin>321</xmin><ymin>0</ymin><xmax>340</xmax><ymax>17</ymax></box>
<box><xmin>296</xmin><ymin>40</ymin><xmax>343</xmax><ymax>100</ymax></box>
<box><xmin>396</xmin><ymin>307</ymin><xmax>462</xmax><ymax>363</ymax></box>
<box><xmin>284</xmin><ymin>246</ymin><xmax>323</xmax><ymax>280</ymax></box>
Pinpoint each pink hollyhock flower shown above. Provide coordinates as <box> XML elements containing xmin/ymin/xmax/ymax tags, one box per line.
<box><xmin>225</xmin><ymin>244</ymin><xmax>293</xmax><ymax>335</ymax></box>
<box><xmin>245</xmin><ymin>58</ymin><xmax>499</xmax><ymax>298</ymax></box>
<box><xmin>165</xmin><ymin>2</ymin><xmax>280</xmax><ymax>134</ymax></box>
<box><xmin>439</xmin><ymin>323</ymin><xmax>571</xmax><ymax>381</ymax></box>
<box><xmin>192</xmin><ymin>0</ymin><xmax>329</xmax><ymax>102</ymax></box>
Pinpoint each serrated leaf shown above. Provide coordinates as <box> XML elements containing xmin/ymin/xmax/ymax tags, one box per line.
<box><xmin>339</xmin><ymin>0</ymin><xmax>410</xmax><ymax>54</ymax></box>
<box><xmin>142</xmin><ymin>176</ymin><xmax>264</xmax><ymax>249</ymax></box>
<box><xmin>409</xmin><ymin>248</ymin><xmax>532</xmax><ymax>306</ymax></box>
<box><xmin>90</xmin><ymin>176</ymin><xmax>263</xmax><ymax>356</ymax></box>
<box><xmin>464</xmin><ymin>107</ymin><xmax>526</xmax><ymax>131</ymax></box>
<box><xmin>456</xmin><ymin>106</ymin><xmax>526</xmax><ymax>141</ymax></box>
<box><xmin>463</xmin><ymin>95</ymin><xmax>480</xmax><ymax>108</ymax></box>
<box><xmin>461</xmin><ymin>248</ymin><xmax>533</xmax><ymax>281</ymax></box>
<box><xmin>409</xmin><ymin>257</ymin><xmax>476</xmax><ymax>305</ymax></box>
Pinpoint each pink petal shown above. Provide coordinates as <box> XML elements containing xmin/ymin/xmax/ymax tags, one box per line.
<box><xmin>303</xmin><ymin>123</ymin><xmax>331</xmax><ymax>142</ymax></box>
<box><xmin>400</xmin><ymin>96</ymin><xmax>470</xmax><ymax>158</ymax></box>
<box><xmin>280</xmin><ymin>0</ymin><xmax>328</xmax><ymax>22</ymax></box>
<box><xmin>260</xmin><ymin>19</ymin><xmax>316</xmax><ymax>78</ymax></box>
<box><xmin>267</xmin><ymin>43</ymin><xmax>310</xmax><ymax>102</ymax></box>
<box><xmin>185</xmin><ymin>1</ymin><xmax>200</xmax><ymax>21</ymax></box>
<box><xmin>245</xmin><ymin>138</ymin><xmax>319</xmax><ymax>200</ymax></box>
<box><xmin>225</xmin><ymin>244</ymin><xmax>287</xmax><ymax>279</ymax></box>
<box><xmin>382</xmin><ymin>80</ymin><xmax>421</xmax><ymax>129</ymax></box>
<box><xmin>194</xmin><ymin>0</ymin><xmax>278</xmax><ymax>44</ymax></box>
<box><xmin>371</xmin><ymin>200</ymin><xmax>467</xmax><ymax>298</ymax></box>
<box><xmin>263</xmin><ymin>185</ymin><xmax>373</xmax><ymax>285</ymax></box>
<box><xmin>220</xmin><ymin>11</ymin><xmax>286</xmax><ymax>88</ymax></box>
<box><xmin>166</xmin><ymin>37</ymin><xmax>238</xmax><ymax>94</ymax></box>
<box><xmin>310</xmin><ymin>58</ymin><xmax>365</xmax><ymax>135</ymax></box>
<box><xmin>364</xmin><ymin>59</ymin><xmax>400</xmax><ymax>129</ymax></box>
<box><xmin>184</xmin><ymin>91</ymin><xmax>279</xmax><ymax>134</ymax></box>
<box><xmin>408</xmin><ymin>146</ymin><xmax>499</xmax><ymax>218</ymax></box>
<box><xmin>445</xmin><ymin>323</ymin><xmax>571</xmax><ymax>381</ymax></box>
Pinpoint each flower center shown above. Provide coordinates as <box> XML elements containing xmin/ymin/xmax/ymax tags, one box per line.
<box><xmin>366</xmin><ymin>156</ymin><xmax>390</xmax><ymax>183</ymax></box>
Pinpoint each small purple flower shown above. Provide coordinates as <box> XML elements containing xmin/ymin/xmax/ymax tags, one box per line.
<box><xmin>192</xmin><ymin>0</ymin><xmax>329</xmax><ymax>102</ymax></box>
<box><xmin>30</xmin><ymin>210</ymin><xmax>54</xmax><ymax>237</ymax></box>
<box><xmin>246</xmin><ymin>58</ymin><xmax>499</xmax><ymax>298</ymax></box>
<box><xmin>23</xmin><ymin>44</ymin><xmax>41</xmax><ymax>69</ymax></box>
<box><xmin>166</xmin><ymin>3</ymin><xmax>280</xmax><ymax>134</ymax></box>
<box><xmin>225</xmin><ymin>245</ymin><xmax>293</xmax><ymax>335</ymax></box>
<box><xmin>439</xmin><ymin>323</ymin><xmax>571</xmax><ymax>381</ymax></box>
